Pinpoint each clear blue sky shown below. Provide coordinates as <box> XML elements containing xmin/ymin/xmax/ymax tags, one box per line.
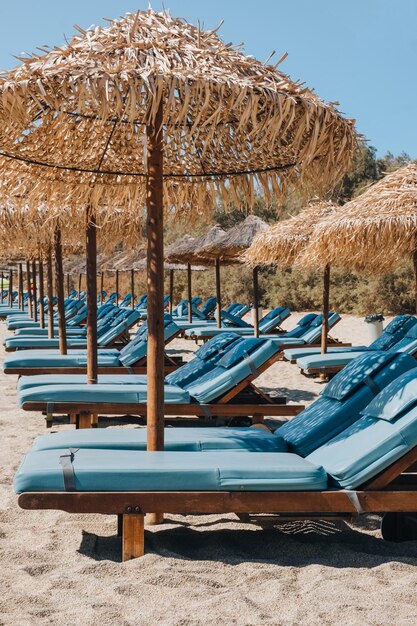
<box><xmin>0</xmin><ymin>0</ymin><xmax>415</xmax><ymax>157</ymax></box>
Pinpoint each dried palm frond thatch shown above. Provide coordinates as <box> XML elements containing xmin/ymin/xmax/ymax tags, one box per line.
<box><xmin>165</xmin><ymin>226</ymin><xmax>226</xmax><ymax>265</ymax></box>
<box><xmin>0</xmin><ymin>8</ymin><xmax>358</xmax><ymax>213</ymax></box>
<box><xmin>199</xmin><ymin>215</ymin><xmax>268</xmax><ymax>263</ymax></box>
<box><xmin>244</xmin><ymin>201</ymin><xmax>338</xmax><ymax>268</ymax></box>
<box><xmin>302</xmin><ymin>164</ymin><xmax>417</xmax><ymax>273</ymax></box>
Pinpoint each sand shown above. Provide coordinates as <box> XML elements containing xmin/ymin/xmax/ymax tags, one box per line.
<box><xmin>1</xmin><ymin>313</ymin><xmax>417</xmax><ymax>626</ymax></box>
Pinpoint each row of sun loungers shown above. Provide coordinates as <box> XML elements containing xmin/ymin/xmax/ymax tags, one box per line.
<box><xmin>4</xmin><ymin>288</ymin><xmax>417</xmax><ymax>560</ymax></box>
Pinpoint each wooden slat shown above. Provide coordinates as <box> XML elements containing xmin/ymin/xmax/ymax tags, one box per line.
<box><xmin>18</xmin><ymin>490</ymin><xmax>417</xmax><ymax>515</ymax></box>
<box><xmin>23</xmin><ymin>401</ymin><xmax>304</xmax><ymax>417</ymax></box>
<box><xmin>365</xmin><ymin>447</ymin><xmax>417</xmax><ymax>490</ymax></box>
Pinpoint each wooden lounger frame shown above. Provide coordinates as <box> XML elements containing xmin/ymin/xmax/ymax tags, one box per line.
<box><xmin>21</xmin><ymin>354</ymin><xmax>305</xmax><ymax>428</ymax></box>
<box><xmin>18</xmin><ymin>446</ymin><xmax>417</xmax><ymax>561</ymax></box>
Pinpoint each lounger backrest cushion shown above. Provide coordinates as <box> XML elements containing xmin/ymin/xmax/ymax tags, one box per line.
<box><xmin>185</xmin><ymin>339</ymin><xmax>278</xmax><ymax>403</ymax></box>
<box><xmin>221</xmin><ymin>310</ymin><xmax>252</xmax><ymax>328</ymax></box>
<box><xmin>98</xmin><ymin>309</ymin><xmax>141</xmax><ymax>345</ymax></box>
<box><xmin>281</xmin><ymin>314</ymin><xmax>319</xmax><ymax>339</ymax></box>
<box><xmin>307</xmin><ymin>368</ymin><xmax>417</xmax><ymax>488</ymax></box>
<box><xmin>278</xmin><ymin>352</ymin><xmax>417</xmax><ymax>457</ymax></box>
<box><xmin>258</xmin><ymin>307</ymin><xmax>291</xmax><ymax>333</ymax></box>
<box><xmin>167</xmin><ymin>334</ymin><xmax>244</xmax><ymax>388</ymax></box>
<box><xmin>361</xmin><ymin>368</ymin><xmax>417</xmax><ymax>421</ymax></box>
<box><xmin>194</xmin><ymin>333</ymin><xmax>242</xmax><ymax>361</ymax></box>
<box><xmin>200</xmin><ymin>297</ymin><xmax>217</xmax><ymax>316</ymax></box>
<box><xmin>369</xmin><ymin>315</ymin><xmax>417</xmax><ymax>351</ymax></box>
<box><xmin>388</xmin><ymin>322</ymin><xmax>417</xmax><ymax>352</ymax></box>
<box><xmin>297</xmin><ymin>312</ymin><xmax>340</xmax><ymax>344</ymax></box>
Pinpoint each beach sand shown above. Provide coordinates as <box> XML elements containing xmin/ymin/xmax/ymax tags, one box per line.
<box><xmin>1</xmin><ymin>314</ymin><xmax>417</xmax><ymax>625</ymax></box>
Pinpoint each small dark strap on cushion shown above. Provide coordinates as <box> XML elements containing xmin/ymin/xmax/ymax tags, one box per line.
<box><xmin>243</xmin><ymin>352</ymin><xmax>259</xmax><ymax>378</ymax></box>
<box><xmin>59</xmin><ymin>448</ymin><xmax>79</xmax><ymax>492</ymax></box>
<box><xmin>363</xmin><ymin>376</ymin><xmax>381</xmax><ymax>397</ymax></box>
<box><xmin>345</xmin><ymin>490</ymin><xmax>364</xmax><ymax>514</ymax></box>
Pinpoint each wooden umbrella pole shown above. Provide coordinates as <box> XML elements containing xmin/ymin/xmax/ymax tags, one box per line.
<box><xmin>54</xmin><ymin>225</ymin><xmax>67</xmax><ymax>355</ymax></box>
<box><xmin>413</xmin><ymin>250</ymin><xmax>417</xmax><ymax>315</ymax></box>
<box><xmin>115</xmin><ymin>269</ymin><xmax>119</xmax><ymax>305</ymax></box>
<box><xmin>253</xmin><ymin>266</ymin><xmax>260</xmax><ymax>338</ymax></box>
<box><xmin>146</xmin><ymin>100</ymin><xmax>164</xmax><ymax>455</ymax></box>
<box><xmin>86</xmin><ymin>205</ymin><xmax>98</xmax><ymax>385</ymax></box>
<box><xmin>78</xmin><ymin>274</ymin><xmax>82</xmax><ymax>299</ymax></box>
<box><xmin>187</xmin><ymin>263</ymin><xmax>193</xmax><ymax>323</ymax></box>
<box><xmin>17</xmin><ymin>263</ymin><xmax>23</xmax><ymax>310</ymax></box>
<box><xmin>32</xmin><ymin>260</ymin><xmax>38</xmax><ymax>323</ymax></box>
<box><xmin>8</xmin><ymin>269</ymin><xmax>13</xmax><ymax>306</ymax></box>
<box><xmin>38</xmin><ymin>259</ymin><xmax>45</xmax><ymax>329</ymax></box>
<box><xmin>46</xmin><ymin>247</ymin><xmax>54</xmax><ymax>339</ymax></box>
<box><xmin>215</xmin><ymin>258</ymin><xmax>222</xmax><ymax>328</ymax></box>
<box><xmin>321</xmin><ymin>263</ymin><xmax>331</xmax><ymax>354</ymax></box>
<box><xmin>130</xmin><ymin>269</ymin><xmax>135</xmax><ymax>309</ymax></box>
<box><xmin>26</xmin><ymin>261</ymin><xmax>32</xmax><ymax>317</ymax></box>
<box><xmin>169</xmin><ymin>269</ymin><xmax>174</xmax><ymax>314</ymax></box>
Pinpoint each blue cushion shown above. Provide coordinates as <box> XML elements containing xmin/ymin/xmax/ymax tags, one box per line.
<box><xmin>283</xmin><ymin>346</ymin><xmax>368</xmax><ymax>361</ymax></box>
<box><xmin>31</xmin><ymin>427</ymin><xmax>287</xmax><ymax>453</ymax></box>
<box><xmin>362</xmin><ymin>368</ymin><xmax>417</xmax><ymax>422</ymax></box>
<box><xmin>370</xmin><ymin>315</ymin><xmax>417</xmax><ymax>351</ymax></box>
<box><xmin>186</xmin><ymin>340</ymin><xmax>278</xmax><ymax>403</ymax></box>
<box><xmin>14</xmin><ymin>450</ymin><xmax>327</xmax><ymax>493</ymax></box>
<box><xmin>18</xmin><ymin>374</ymin><xmax>148</xmax><ymax>391</ymax></box>
<box><xmin>307</xmin><ymin>394</ymin><xmax>417</xmax><ymax>489</ymax></box>
<box><xmin>217</xmin><ymin>338</ymin><xmax>263</xmax><ymax>369</ymax></box>
<box><xmin>194</xmin><ymin>333</ymin><xmax>241</xmax><ymax>361</ymax></box>
<box><xmin>19</xmin><ymin>382</ymin><xmax>189</xmax><ymax>406</ymax></box>
<box><xmin>323</xmin><ymin>352</ymin><xmax>402</xmax><ymax>401</ymax></box>
<box><xmin>279</xmin><ymin>352</ymin><xmax>417</xmax><ymax>457</ymax></box>
<box><xmin>296</xmin><ymin>351</ymin><xmax>367</xmax><ymax>371</ymax></box>
<box><xmin>4</xmin><ymin>350</ymin><xmax>121</xmax><ymax>369</ymax></box>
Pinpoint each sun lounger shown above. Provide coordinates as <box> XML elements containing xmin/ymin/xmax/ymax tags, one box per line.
<box><xmin>31</xmin><ymin>351</ymin><xmax>415</xmax><ymax>453</ymax></box>
<box><xmin>185</xmin><ymin>306</ymin><xmax>291</xmax><ymax>339</ymax></box>
<box><xmin>14</xmin><ymin>351</ymin><xmax>417</xmax><ymax>560</ymax></box>
<box><xmin>4</xmin><ymin>308</ymin><xmax>142</xmax><ymax>351</ymax></box>
<box><xmin>4</xmin><ymin>314</ymin><xmax>182</xmax><ymax>376</ymax></box>
<box><xmin>293</xmin><ymin>315</ymin><xmax>417</xmax><ymax>377</ymax></box>
<box><xmin>17</xmin><ymin>335</ymin><xmax>304</xmax><ymax>428</ymax></box>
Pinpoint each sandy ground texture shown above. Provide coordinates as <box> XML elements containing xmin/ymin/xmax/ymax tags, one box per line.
<box><xmin>2</xmin><ymin>313</ymin><xmax>417</xmax><ymax>626</ymax></box>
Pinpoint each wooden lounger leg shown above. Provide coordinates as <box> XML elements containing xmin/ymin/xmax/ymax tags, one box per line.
<box><xmin>251</xmin><ymin>413</ymin><xmax>264</xmax><ymax>425</ymax></box>
<box><xmin>76</xmin><ymin>412</ymin><xmax>92</xmax><ymax>429</ymax></box>
<box><xmin>122</xmin><ymin>512</ymin><xmax>145</xmax><ymax>561</ymax></box>
<box><xmin>146</xmin><ymin>512</ymin><xmax>164</xmax><ymax>525</ymax></box>
<box><xmin>69</xmin><ymin>413</ymin><xmax>77</xmax><ymax>425</ymax></box>
<box><xmin>91</xmin><ymin>413</ymin><xmax>99</xmax><ymax>428</ymax></box>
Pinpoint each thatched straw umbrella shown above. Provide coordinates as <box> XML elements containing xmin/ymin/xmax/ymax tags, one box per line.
<box><xmin>165</xmin><ymin>227</ymin><xmax>226</xmax><ymax>322</ymax></box>
<box><xmin>244</xmin><ymin>201</ymin><xmax>339</xmax><ymax>351</ymax></box>
<box><xmin>303</xmin><ymin>164</ymin><xmax>417</xmax><ymax>311</ymax></box>
<box><xmin>198</xmin><ymin>215</ymin><xmax>269</xmax><ymax>334</ymax></box>
<box><xmin>0</xmin><ymin>9</ymin><xmax>357</xmax><ymax>477</ymax></box>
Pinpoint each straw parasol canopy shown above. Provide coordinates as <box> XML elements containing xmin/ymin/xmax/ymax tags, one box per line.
<box><xmin>244</xmin><ymin>201</ymin><xmax>339</xmax><ymax>268</ymax></box>
<box><xmin>243</xmin><ymin>201</ymin><xmax>339</xmax><ymax>351</ymax></box>
<box><xmin>199</xmin><ymin>215</ymin><xmax>268</xmax><ymax>263</ymax></box>
<box><xmin>302</xmin><ymin>164</ymin><xmax>417</xmax><ymax>273</ymax></box>
<box><xmin>301</xmin><ymin>164</ymin><xmax>417</xmax><ymax>313</ymax></box>
<box><xmin>0</xmin><ymin>9</ymin><xmax>357</xmax><ymax>213</ymax></box>
<box><xmin>0</xmin><ymin>7</ymin><xmax>358</xmax><ymax>473</ymax></box>
<box><xmin>165</xmin><ymin>226</ymin><xmax>226</xmax><ymax>265</ymax></box>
